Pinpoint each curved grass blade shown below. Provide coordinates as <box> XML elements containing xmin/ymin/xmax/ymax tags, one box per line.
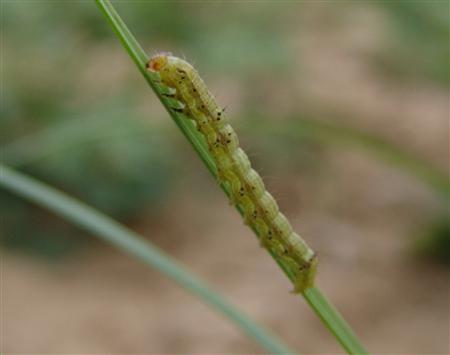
<box><xmin>4</xmin><ymin>112</ymin><xmax>447</xmax><ymax>203</ymax></box>
<box><xmin>0</xmin><ymin>163</ymin><xmax>296</xmax><ymax>355</ymax></box>
<box><xmin>247</xmin><ymin>117</ymin><xmax>448</xmax><ymax>200</ymax></box>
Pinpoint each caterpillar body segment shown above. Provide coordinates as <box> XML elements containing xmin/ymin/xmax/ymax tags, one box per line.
<box><xmin>147</xmin><ymin>53</ymin><xmax>318</xmax><ymax>292</ymax></box>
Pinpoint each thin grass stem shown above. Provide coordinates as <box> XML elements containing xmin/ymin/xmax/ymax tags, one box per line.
<box><xmin>94</xmin><ymin>1</ymin><xmax>368</xmax><ymax>353</ymax></box>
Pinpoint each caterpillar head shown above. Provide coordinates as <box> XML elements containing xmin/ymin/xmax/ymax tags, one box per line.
<box><xmin>147</xmin><ymin>52</ymin><xmax>170</xmax><ymax>72</ymax></box>
<box><xmin>147</xmin><ymin>53</ymin><xmax>193</xmax><ymax>87</ymax></box>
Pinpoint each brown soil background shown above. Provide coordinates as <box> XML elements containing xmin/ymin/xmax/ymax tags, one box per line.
<box><xmin>2</xmin><ymin>2</ymin><xmax>449</xmax><ymax>354</ymax></box>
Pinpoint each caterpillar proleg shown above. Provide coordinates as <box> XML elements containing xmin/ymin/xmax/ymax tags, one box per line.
<box><xmin>147</xmin><ymin>53</ymin><xmax>318</xmax><ymax>292</ymax></box>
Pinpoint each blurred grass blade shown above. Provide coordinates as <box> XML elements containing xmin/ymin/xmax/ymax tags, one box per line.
<box><xmin>94</xmin><ymin>0</ymin><xmax>368</xmax><ymax>353</ymax></box>
<box><xmin>4</xmin><ymin>112</ymin><xmax>447</xmax><ymax>204</ymax></box>
<box><xmin>0</xmin><ymin>163</ymin><xmax>296</xmax><ymax>355</ymax></box>
<box><xmin>3</xmin><ymin>113</ymin><xmax>128</xmax><ymax>166</ymax></box>
<box><xmin>250</xmin><ymin>117</ymin><xmax>449</xmax><ymax>200</ymax></box>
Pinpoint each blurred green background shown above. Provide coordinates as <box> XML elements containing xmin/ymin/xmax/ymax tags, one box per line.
<box><xmin>2</xmin><ymin>1</ymin><xmax>449</xmax><ymax>353</ymax></box>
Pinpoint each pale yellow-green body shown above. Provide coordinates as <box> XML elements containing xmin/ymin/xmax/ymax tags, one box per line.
<box><xmin>147</xmin><ymin>54</ymin><xmax>317</xmax><ymax>292</ymax></box>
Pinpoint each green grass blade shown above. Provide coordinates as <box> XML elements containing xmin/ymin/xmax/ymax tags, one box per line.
<box><xmin>3</xmin><ymin>113</ymin><xmax>129</xmax><ymax>166</ymax></box>
<box><xmin>94</xmin><ymin>0</ymin><xmax>368</xmax><ymax>353</ymax></box>
<box><xmin>4</xmin><ymin>112</ymin><xmax>447</xmax><ymax>203</ymax></box>
<box><xmin>0</xmin><ymin>163</ymin><xmax>296</xmax><ymax>355</ymax></box>
<box><xmin>303</xmin><ymin>287</ymin><xmax>368</xmax><ymax>355</ymax></box>
<box><xmin>249</xmin><ymin>117</ymin><xmax>448</xmax><ymax>200</ymax></box>
<box><xmin>95</xmin><ymin>0</ymin><xmax>216</xmax><ymax>177</ymax></box>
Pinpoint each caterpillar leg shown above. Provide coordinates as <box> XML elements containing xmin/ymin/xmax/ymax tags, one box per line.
<box><xmin>213</xmin><ymin>149</ymin><xmax>235</xmax><ymax>184</ymax></box>
<box><xmin>252</xmin><ymin>217</ymin><xmax>270</xmax><ymax>248</ymax></box>
<box><xmin>226</xmin><ymin>176</ymin><xmax>242</xmax><ymax>206</ymax></box>
<box><xmin>238</xmin><ymin>197</ymin><xmax>256</xmax><ymax>225</ymax></box>
<box><xmin>215</xmin><ymin>163</ymin><xmax>242</xmax><ymax>206</ymax></box>
<box><xmin>291</xmin><ymin>254</ymin><xmax>318</xmax><ymax>293</ymax></box>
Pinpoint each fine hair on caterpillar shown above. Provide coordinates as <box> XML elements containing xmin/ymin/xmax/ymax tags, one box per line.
<box><xmin>147</xmin><ymin>53</ymin><xmax>318</xmax><ymax>292</ymax></box>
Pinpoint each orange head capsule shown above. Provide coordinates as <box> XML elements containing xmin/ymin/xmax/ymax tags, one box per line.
<box><xmin>146</xmin><ymin>52</ymin><xmax>170</xmax><ymax>73</ymax></box>
<box><xmin>146</xmin><ymin>53</ymin><xmax>195</xmax><ymax>89</ymax></box>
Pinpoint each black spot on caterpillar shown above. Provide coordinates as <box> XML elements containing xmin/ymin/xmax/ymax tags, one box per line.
<box><xmin>147</xmin><ymin>53</ymin><xmax>318</xmax><ymax>292</ymax></box>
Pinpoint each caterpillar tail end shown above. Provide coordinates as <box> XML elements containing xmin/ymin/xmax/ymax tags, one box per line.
<box><xmin>291</xmin><ymin>254</ymin><xmax>319</xmax><ymax>294</ymax></box>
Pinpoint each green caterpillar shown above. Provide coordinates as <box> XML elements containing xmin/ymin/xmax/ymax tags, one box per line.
<box><xmin>147</xmin><ymin>53</ymin><xmax>317</xmax><ymax>292</ymax></box>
